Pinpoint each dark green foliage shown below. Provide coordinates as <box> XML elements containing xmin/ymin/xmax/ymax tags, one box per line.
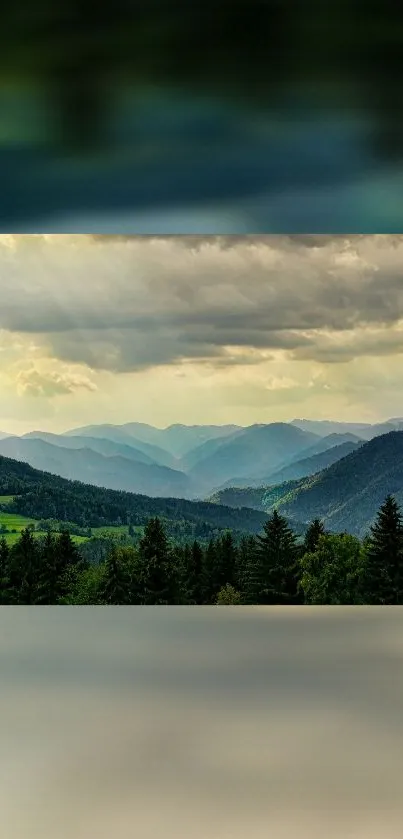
<box><xmin>6</xmin><ymin>527</ymin><xmax>41</xmax><ymax>604</ymax></box>
<box><xmin>207</xmin><ymin>487</ymin><xmax>267</xmax><ymax>510</ymax></box>
<box><xmin>136</xmin><ymin>517</ymin><xmax>178</xmax><ymax>605</ymax></box>
<box><xmin>67</xmin><ymin>564</ymin><xmax>106</xmax><ymax>605</ymax></box>
<box><xmin>57</xmin><ymin>529</ymin><xmax>81</xmax><ymax>570</ymax></box>
<box><xmin>216</xmin><ymin>532</ymin><xmax>237</xmax><ymax>591</ymax></box>
<box><xmin>36</xmin><ymin>519</ymin><xmax>92</xmax><ymax>538</ymax></box>
<box><xmin>168</xmin><ymin>544</ymin><xmax>189</xmax><ymax>605</ymax></box>
<box><xmin>304</xmin><ymin>518</ymin><xmax>325</xmax><ymax>553</ymax></box>
<box><xmin>0</xmin><ymin>453</ymin><xmax>267</xmax><ymax>541</ymax></box>
<box><xmin>235</xmin><ymin>535</ymin><xmax>256</xmax><ymax>600</ymax></box>
<box><xmin>120</xmin><ymin>547</ymin><xmax>143</xmax><ymax>604</ymax></box>
<box><xmin>1</xmin><ymin>527</ymin><xmax>89</xmax><ymax>604</ymax></box>
<box><xmin>1</xmin><ymin>484</ymin><xmax>403</xmax><ymax>606</ymax></box>
<box><xmin>100</xmin><ymin>545</ymin><xmax>131</xmax><ymax>605</ymax></box>
<box><xmin>245</xmin><ymin>509</ymin><xmax>299</xmax><ymax>604</ymax></box>
<box><xmin>56</xmin><ymin>529</ymin><xmax>85</xmax><ymax>601</ymax></box>
<box><xmin>216</xmin><ymin>584</ymin><xmax>242</xmax><ymax>605</ymax></box>
<box><xmin>361</xmin><ymin>494</ymin><xmax>403</xmax><ymax>604</ymax></box>
<box><xmin>36</xmin><ymin>530</ymin><xmax>60</xmax><ymax>604</ymax></box>
<box><xmin>200</xmin><ymin>538</ymin><xmax>219</xmax><ymax>604</ymax></box>
<box><xmin>0</xmin><ymin>537</ymin><xmax>10</xmax><ymax>604</ymax></box>
<box><xmin>300</xmin><ymin>533</ymin><xmax>365</xmax><ymax>604</ymax></box>
<box><xmin>186</xmin><ymin>540</ymin><xmax>204</xmax><ymax>604</ymax></box>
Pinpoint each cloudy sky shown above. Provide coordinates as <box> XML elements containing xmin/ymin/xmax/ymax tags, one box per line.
<box><xmin>1</xmin><ymin>233</ymin><xmax>403</xmax><ymax>434</ymax></box>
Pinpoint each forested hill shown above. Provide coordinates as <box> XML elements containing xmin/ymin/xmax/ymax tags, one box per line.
<box><xmin>0</xmin><ymin>454</ymin><xmax>269</xmax><ymax>539</ymax></box>
<box><xmin>206</xmin><ymin>431</ymin><xmax>403</xmax><ymax>538</ymax></box>
<box><xmin>273</xmin><ymin>430</ymin><xmax>403</xmax><ymax>537</ymax></box>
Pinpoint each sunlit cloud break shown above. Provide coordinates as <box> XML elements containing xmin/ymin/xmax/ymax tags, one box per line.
<box><xmin>1</xmin><ymin>234</ymin><xmax>403</xmax><ymax>433</ymax></box>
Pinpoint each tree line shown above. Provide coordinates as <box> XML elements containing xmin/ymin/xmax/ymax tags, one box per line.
<box><xmin>1</xmin><ymin>494</ymin><xmax>403</xmax><ymax>605</ymax></box>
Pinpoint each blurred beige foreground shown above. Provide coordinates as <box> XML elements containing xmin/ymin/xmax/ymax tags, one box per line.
<box><xmin>1</xmin><ymin>607</ymin><xmax>403</xmax><ymax>838</ymax></box>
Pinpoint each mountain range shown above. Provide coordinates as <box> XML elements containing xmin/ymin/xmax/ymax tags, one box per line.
<box><xmin>291</xmin><ymin>418</ymin><xmax>403</xmax><ymax>440</ymax></box>
<box><xmin>0</xmin><ymin>435</ymin><xmax>195</xmax><ymax>499</ymax></box>
<box><xmin>1</xmin><ymin>420</ymin><xmax>403</xmax><ymax>538</ymax></box>
<box><xmin>209</xmin><ymin>430</ymin><xmax>403</xmax><ymax>538</ymax></box>
<box><xmin>0</xmin><ymin>418</ymin><xmax>403</xmax><ymax>517</ymax></box>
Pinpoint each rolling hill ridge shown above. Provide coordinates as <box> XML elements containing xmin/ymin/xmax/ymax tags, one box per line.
<box><xmin>1</xmin><ymin>419</ymin><xmax>403</xmax><ymax>508</ymax></box>
<box><xmin>0</xmin><ymin>436</ymin><xmax>196</xmax><ymax>499</ymax></box>
<box><xmin>0</xmin><ymin>453</ymin><xmax>272</xmax><ymax>540</ymax></box>
<box><xmin>269</xmin><ymin>430</ymin><xmax>403</xmax><ymax>537</ymax></box>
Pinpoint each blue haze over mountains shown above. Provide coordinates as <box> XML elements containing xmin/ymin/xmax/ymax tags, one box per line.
<box><xmin>1</xmin><ymin>417</ymin><xmax>403</xmax><ymax>504</ymax></box>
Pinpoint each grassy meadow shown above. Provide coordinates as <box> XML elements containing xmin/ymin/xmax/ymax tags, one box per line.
<box><xmin>0</xmin><ymin>496</ymin><xmax>144</xmax><ymax>546</ymax></box>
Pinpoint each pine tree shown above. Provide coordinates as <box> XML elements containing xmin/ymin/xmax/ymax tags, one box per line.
<box><xmin>8</xmin><ymin>527</ymin><xmax>40</xmax><ymax>604</ymax></box>
<box><xmin>57</xmin><ymin>529</ymin><xmax>81</xmax><ymax>573</ymax></box>
<box><xmin>245</xmin><ymin>510</ymin><xmax>298</xmax><ymax>604</ymax></box>
<box><xmin>36</xmin><ymin>530</ymin><xmax>60</xmax><ymax>604</ymax></box>
<box><xmin>361</xmin><ymin>495</ymin><xmax>403</xmax><ymax>604</ymax></box>
<box><xmin>216</xmin><ymin>532</ymin><xmax>237</xmax><ymax>591</ymax></box>
<box><xmin>186</xmin><ymin>540</ymin><xmax>204</xmax><ymax>604</ymax></box>
<box><xmin>235</xmin><ymin>535</ymin><xmax>255</xmax><ymax>599</ymax></box>
<box><xmin>55</xmin><ymin>529</ymin><xmax>84</xmax><ymax>601</ymax></box>
<box><xmin>201</xmin><ymin>538</ymin><xmax>219</xmax><ymax>604</ymax></box>
<box><xmin>0</xmin><ymin>537</ymin><xmax>10</xmax><ymax>604</ymax></box>
<box><xmin>137</xmin><ymin>517</ymin><xmax>178</xmax><ymax>604</ymax></box>
<box><xmin>304</xmin><ymin>519</ymin><xmax>325</xmax><ymax>554</ymax></box>
<box><xmin>100</xmin><ymin>545</ymin><xmax>131</xmax><ymax>604</ymax></box>
<box><xmin>115</xmin><ymin>546</ymin><xmax>143</xmax><ymax>604</ymax></box>
<box><xmin>168</xmin><ymin>544</ymin><xmax>189</xmax><ymax>604</ymax></box>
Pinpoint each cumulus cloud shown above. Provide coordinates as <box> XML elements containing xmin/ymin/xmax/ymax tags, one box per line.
<box><xmin>15</xmin><ymin>366</ymin><xmax>98</xmax><ymax>398</ymax></box>
<box><xmin>1</xmin><ymin>234</ymin><xmax>403</xmax><ymax>374</ymax></box>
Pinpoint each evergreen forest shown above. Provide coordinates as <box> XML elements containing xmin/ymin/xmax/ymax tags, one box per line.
<box><xmin>1</xmin><ymin>495</ymin><xmax>403</xmax><ymax>605</ymax></box>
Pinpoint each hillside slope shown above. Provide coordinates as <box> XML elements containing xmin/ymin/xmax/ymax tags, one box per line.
<box><xmin>210</xmin><ymin>432</ymin><xmax>363</xmax><ymax>491</ymax></box>
<box><xmin>0</xmin><ymin>436</ymin><xmax>195</xmax><ymax>499</ymax></box>
<box><xmin>271</xmin><ymin>430</ymin><xmax>403</xmax><ymax>537</ymax></box>
<box><xmin>284</xmin><ymin>432</ymin><xmax>363</xmax><ymax>461</ymax></box>
<box><xmin>188</xmin><ymin>423</ymin><xmax>319</xmax><ymax>491</ymax></box>
<box><xmin>182</xmin><ymin>429</ymin><xmax>244</xmax><ymax>471</ymax></box>
<box><xmin>207</xmin><ymin>479</ymin><xmax>304</xmax><ymax>511</ymax></box>
<box><xmin>0</xmin><ymin>453</ymin><xmax>270</xmax><ymax>538</ymax></box>
<box><xmin>264</xmin><ymin>440</ymin><xmax>363</xmax><ymax>484</ymax></box>
<box><xmin>207</xmin><ymin>486</ymin><xmax>268</xmax><ymax>510</ymax></box>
